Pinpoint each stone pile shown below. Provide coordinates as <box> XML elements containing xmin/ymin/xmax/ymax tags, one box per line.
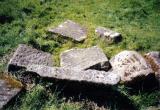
<box><xmin>7</xmin><ymin>44</ymin><xmax>120</xmax><ymax>86</ymax></box>
<box><xmin>7</xmin><ymin>44</ymin><xmax>159</xmax><ymax>85</ymax></box>
<box><xmin>2</xmin><ymin>20</ymin><xmax>159</xmax><ymax>108</ymax></box>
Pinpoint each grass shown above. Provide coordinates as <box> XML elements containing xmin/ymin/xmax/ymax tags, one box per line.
<box><xmin>0</xmin><ymin>0</ymin><xmax>160</xmax><ymax>110</ymax></box>
<box><xmin>6</xmin><ymin>85</ymin><xmax>84</xmax><ymax>110</ymax></box>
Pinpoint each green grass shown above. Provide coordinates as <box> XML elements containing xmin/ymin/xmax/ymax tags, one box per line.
<box><xmin>1</xmin><ymin>0</ymin><xmax>160</xmax><ymax>59</ymax></box>
<box><xmin>6</xmin><ymin>85</ymin><xmax>84</xmax><ymax>110</ymax></box>
<box><xmin>0</xmin><ymin>0</ymin><xmax>160</xmax><ymax>110</ymax></box>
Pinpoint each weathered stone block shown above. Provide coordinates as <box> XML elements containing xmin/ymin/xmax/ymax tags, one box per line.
<box><xmin>110</xmin><ymin>50</ymin><xmax>153</xmax><ymax>83</ymax></box>
<box><xmin>48</xmin><ymin>20</ymin><xmax>87</xmax><ymax>42</ymax></box>
<box><xmin>95</xmin><ymin>27</ymin><xmax>122</xmax><ymax>43</ymax></box>
<box><xmin>26</xmin><ymin>65</ymin><xmax>120</xmax><ymax>85</ymax></box>
<box><xmin>145</xmin><ymin>51</ymin><xmax>160</xmax><ymax>81</ymax></box>
<box><xmin>0</xmin><ymin>75</ymin><xmax>23</xmax><ymax>109</ymax></box>
<box><xmin>60</xmin><ymin>46</ymin><xmax>111</xmax><ymax>71</ymax></box>
<box><xmin>8</xmin><ymin>44</ymin><xmax>53</xmax><ymax>72</ymax></box>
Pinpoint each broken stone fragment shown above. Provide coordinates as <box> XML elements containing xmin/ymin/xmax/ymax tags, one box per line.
<box><xmin>48</xmin><ymin>20</ymin><xmax>87</xmax><ymax>42</ymax></box>
<box><xmin>110</xmin><ymin>50</ymin><xmax>153</xmax><ymax>83</ymax></box>
<box><xmin>60</xmin><ymin>46</ymin><xmax>111</xmax><ymax>71</ymax></box>
<box><xmin>26</xmin><ymin>65</ymin><xmax>120</xmax><ymax>85</ymax></box>
<box><xmin>95</xmin><ymin>27</ymin><xmax>122</xmax><ymax>43</ymax></box>
<box><xmin>145</xmin><ymin>51</ymin><xmax>160</xmax><ymax>82</ymax></box>
<box><xmin>0</xmin><ymin>75</ymin><xmax>23</xmax><ymax>110</ymax></box>
<box><xmin>8</xmin><ymin>44</ymin><xmax>53</xmax><ymax>72</ymax></box>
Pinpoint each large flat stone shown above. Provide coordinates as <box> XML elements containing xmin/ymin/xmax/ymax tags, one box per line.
<box><xmin>8</xmin><ymin>44</ymin><xmax>53</xmax><ymax>72</ymax></box>
<box><xmin>95</xmin><ymin>27</ymin><xmax>122</xmax><ymax>43</ymax></box>
<box><xmin>110</xmin><ymin>50</ymin><xmax>153</xmax><ymax>83</ymax></box>
<box><xmin>48</xmin><ymin>20</ymin><xmax>87</xmax><ymax>42</ymax></box>
<box><xmin>60</xmin><ymin>46</ymin><xmax>111</xmax><ymax>71</ymax></box>
<box><xmin>26</xmin><ymin>65</ymin><xmax>120</xmax><ymax>85</ymax></box>
<box><xmin>145</xmin><ymin>51</ymin><xmax>160</xmax><ymax>81</ymax></box>
<box><xmin>0</xmin><ymin>75</ymin><xmax>23</xmax><ymax>110</ymax></box>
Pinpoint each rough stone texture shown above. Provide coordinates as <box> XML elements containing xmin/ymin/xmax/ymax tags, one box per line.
<box><xmin>8</xmin><ymin>44</ymin><xmax>53</xmax><ymax>72</ymax></box>
<box><xmin>26</xmin><ymin>65</ymin><xmax>120</xmax><ymax>85</ymax></box>
<box><xmin>0</xmin><ymin>75</ymin><xmax>23</xmax><ymax>110</ymax></box>
<box><xmin>48</xmin><ymin>20</ymin><xmax>87</xmax><ymax>42</ymax></box>
<box><xmin>110</xmin><ymin>50</ymin><xmax>153</xmax><ymax>83</ymax></box>
<box><xmin>60</xmin><ymin>46</ymin><xmax>111</xmax><ymax>71</ymax></box>
<box><xmin>145</xmin><ymin>51</ymin><xmax>160</xmax><ymax>81</ymax></box>
<box><xmin>95</xmin><ymin>27</ymin><xmax>122</xmax><ymax>43</ymax></box>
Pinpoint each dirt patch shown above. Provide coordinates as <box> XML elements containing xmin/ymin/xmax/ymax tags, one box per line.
<box><xmin>0</xmin><ymin>73</ymin><xmax>23</xmax><ymax>88</ymax></box>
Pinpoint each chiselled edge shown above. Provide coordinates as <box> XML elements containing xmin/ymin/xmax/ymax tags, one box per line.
<box><xmin>26</xmin><ymin>65</ymin><xmax>120</xmax><ymax>86</ymax></box>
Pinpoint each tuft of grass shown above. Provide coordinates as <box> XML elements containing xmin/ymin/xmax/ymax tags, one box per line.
<box><xmin>130</xmin><ymin>91</ymin><xmax>160</xmax><ymax>110</ymax></box>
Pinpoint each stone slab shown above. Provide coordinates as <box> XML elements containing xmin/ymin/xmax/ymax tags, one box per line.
<box><xmin>110</xmin><ymin>50</ymin><xmax>153</xmax><ymax>83</ymax></box>
<box><xmin>60</xmin><ymin>46</ymin><xmax>111</xmax><ymax>71</ymax></box>
<box><xmin>95</xmin><ymin>27</ymin><xmax>122</xmax><ymax>43</ymax></box>
<box><xmin>26</xmin><ymin>65</ymin><xmax>120</xmax><ymax>85</ymax></box>
<box><xmin>8</xmin><ymin>44</ymin><xmax>53</xmax><ymax>72</ymax></box>
<box><xmin>0</xmin><ymin>75</ymin><xmax>23</xmax><ymax>110</ymax></box>
<box><xmin>48</xmin><ymin>20</ymin><xmax>87</xmax><ymax>42</ymax></box>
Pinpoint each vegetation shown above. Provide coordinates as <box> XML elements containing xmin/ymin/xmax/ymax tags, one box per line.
<box><xmin>0</xmin><ymin>0</ymin><xmax>160</xmax><ymax>110</ymax></box>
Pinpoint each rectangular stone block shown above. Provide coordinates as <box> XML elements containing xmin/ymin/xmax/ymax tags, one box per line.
<box><xmin>48</xmin><ymin>20</ymin><xmax>87</xmax><ymax>42</ymax></box>
<box><xmin>26</xmin><ymin>65</ymin><xmax>120</xmax><ymax>85</ymax></box>
<box><xmin>8</xmin><ymin>44</ymin><xmax>53</xmax><ymax>72</ymax></box>
<box><xmin>60</xmin><ymin>46</ymin><xmax>111</xmax><ymax>71</ymax></box>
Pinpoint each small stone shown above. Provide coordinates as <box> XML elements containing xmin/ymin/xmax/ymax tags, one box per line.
<box><xmin>26</xmin><ymin>65</ymin><xmax>120</xmax><ymax>85</ymax></box>
<box><xmin>145</xmin><ymin>51</ymin><xmax>160</xmax><ymax>81</ymax></box>
<box><xmin>60</xmin><ymin>46</ymin><xmax>111</xmax><ymax>71</ymax></box>
<box><xmin>95</xmin><ymin>27</ymin><xmax>122</xmax><ymax>43</ymax></box>
<box><xmin>110</xmin><ymin>50</ymin><xmax>153</xmax><ymax>83</ymax></box>
<box><xmin>8</xmin><ymin>44</ymin><xmax>53</xmax><ymax>72</ymax></box>
<box><xmin>48</xmin><ymin>20</ymin><xmax>87</xmax><ymax>42</ymax></box>
<box><xmin>0</xmin><ymin>75</ymin><xmax>23</xmax><ymax>110</ymax></box>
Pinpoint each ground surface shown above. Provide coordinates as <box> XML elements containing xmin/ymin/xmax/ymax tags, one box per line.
<box><xmin>0</xmin><ymin>0</ymin><xmax>160</xmax><ymax>110</ymax></box>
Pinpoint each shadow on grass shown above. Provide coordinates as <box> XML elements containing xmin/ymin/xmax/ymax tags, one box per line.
<box><xmin>41</xmin><ymin>73</ymin><xmax>159</xmax><ymax>110</ymax></box>
<box><xmin>41</xmin><ymin>78</ymin><xmax>137</xmax><ymax>110</ymax></box>
<box><xmin>125</xmin><ymin>74</ymin><xmax>159</xmax><ymax>94</ymax></box>
<box><xmin>0</xmin><ymin>14</ymin><xmax>14</xmax><ymax>24</ymax></box>
<box><xmin>7</xmin><ymin>72</ymin><xmax>159</xmax><ymax>110</ymax></box>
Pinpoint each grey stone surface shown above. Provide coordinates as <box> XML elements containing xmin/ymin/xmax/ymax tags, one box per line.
<box><xmin>95</xmin><ymin>27</ymin><xmax>122</xmax><ymax>43</ymax></box>
<box><xmin>60</xmin><ymin>46</ymin><xmax>111</xmax><ymax>71</ymax></box>
<box><xmin>48</xmin><ymin>20</ymin><xmax>87</xmax><ymax>42</ymax></box>
<box><xmin>145</xmin><ymin>51</ymin><xmax>160</xmax><ymax>81</ymax></box>
<box><xmin>0</xmin><ymin>75</ymin><xmax>23</xmax><ymax>110</ymax></box>
<box><xmin>26</xmin><ymin>65</ymin><xmax>120</xmax><ymax>85</ymax></box>
<box><xmin>8</xmin><ymin>44</ymin><xmax>53</xmax><ymax>72</ymax></box>
<box><xmin>110</xmin><ymin>50</ymin><xmax>153</xmax><ymax>83</ymax></box>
